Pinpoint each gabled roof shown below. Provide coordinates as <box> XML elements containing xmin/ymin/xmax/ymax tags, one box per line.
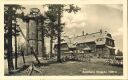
<box><xmin>56</xmin><ymin>30</ymin><xmax>115</xmax><ymax>49</ymax></box>
<box><xmin>62</xmin><ymin>31</ymin><xmax>114</xmax><ymax>46</ymax></box>
<box><xmin>71</xmin><ymin>32</ymin><xmax>100</xmax><ymax>44</ymax></box>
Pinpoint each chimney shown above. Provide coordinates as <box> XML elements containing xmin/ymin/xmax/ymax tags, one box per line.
<box><xmin>82</xmin><ymin>31</ymin><xmax>84</xmax><ymax>36</ymax></box>
<box><xmin>86</xmin><ymin>33</ymin><xmax>88</xmax><ymax>35</ymax></box>
<box><xmin>100</xmin><ymin>29</ymin><xmax>102</xmax><ymax>33</ymax></box>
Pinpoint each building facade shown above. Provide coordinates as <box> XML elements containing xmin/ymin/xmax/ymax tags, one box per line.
<box><xmin>54</xmin><ymin>30</ymin><xmax>115</xmax><ymax>58</ymax></box>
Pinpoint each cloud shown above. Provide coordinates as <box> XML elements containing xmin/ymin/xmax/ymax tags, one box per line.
<box><xmin>113</xmin><ymin>27</ymin><xmax>123</xmax><ymax>37</ymax></box>
<box><xmin>16</xmin><ymin>4</ymin><xmax>123</xmax><ymax>52</ymax></box>
<box><xmin>104</xmin><ymin>4</ymin><xmax>123</xmax><ymax>11</ymax></box>
<box><xmin>63</xmin><ymin>4</ymin><xmax>123</xmax><ymax>50</ymax></box>
<box><xmin>62</xmin><ymin>6</ymin><xmax>87</xmax><ymax>28</ymax></box>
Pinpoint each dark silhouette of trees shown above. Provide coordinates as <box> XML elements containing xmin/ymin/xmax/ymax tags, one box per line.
<box><xmin>13</xmin><ymin>19</ymin><xmax>20</xmax><ymax>69</ymax></box>
<box><xmin>39</xmin><ymin>14</ymin><xmax>47</xmax><ymax>58</ymax></box>
<box><xmin>4</xmin><ymin>5</ymin><xmax>25</xmax><ymax>74</ymax></box>
<box><xmin>46</xmin><ymin>4</ymin><xmax>80</xmax><ymax>62</ymax></box>
<box><xmin>4</xmin><ymin>5</ymin><xmax>80</xmax><ymax>75</ymax></box>
<box><xmin>45</xmin><ymin>10</ymin><xmax>58</xmax><ymax>58</ymax></box>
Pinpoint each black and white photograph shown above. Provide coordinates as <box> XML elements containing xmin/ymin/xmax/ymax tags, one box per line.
<box><xmin>4</xmin><ymin>4</ymin><xmax>124</xmax><ymax>76</ymax></box>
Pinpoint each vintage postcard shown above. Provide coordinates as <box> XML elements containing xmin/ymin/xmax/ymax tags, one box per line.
<box><xmin>0</xmin><ymin>0</ymin><xmax>127</xmax><ymax>79</ymax></box>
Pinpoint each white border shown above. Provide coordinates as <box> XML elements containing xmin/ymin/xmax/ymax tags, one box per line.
<box><xmin>0</xmin><ymin>0</ymin><xmax>127</xmax><ymax>79</ymax></box>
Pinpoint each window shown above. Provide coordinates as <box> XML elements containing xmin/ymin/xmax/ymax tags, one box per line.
<box><xmin>100</xmin><ymin>38</ymin><xmax>102</xmax><ymax>41</ymax></box>
<box><xmin>107</xmin><ymin>34</ymin><xmax>112</xmax><ymax>38</ymax></box>
<box><xmin>97</xmin><ymin>38</ymin><xmax>102</xmax><ymax>41</ymax></box>
<box><xmin>109</xmin><ymin>40</ymin><xmax>112</xmax><ymax>46</ymax></box>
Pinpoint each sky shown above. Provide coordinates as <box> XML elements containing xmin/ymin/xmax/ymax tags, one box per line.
<box><xmin>15</xmin><ymin>4</ymin><xmax>123</xmax><ymax>52</ymax></box>
<box><xmin>62</xmin><ymin>4</ymin><xmax>123</xmax><ymax>51</ymax></box>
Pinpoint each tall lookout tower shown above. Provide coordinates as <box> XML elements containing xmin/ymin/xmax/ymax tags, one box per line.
<box><xmin>25</xmin><ymin>8</ymin><xmax>46</xmax><ymax>57</ymax></box>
